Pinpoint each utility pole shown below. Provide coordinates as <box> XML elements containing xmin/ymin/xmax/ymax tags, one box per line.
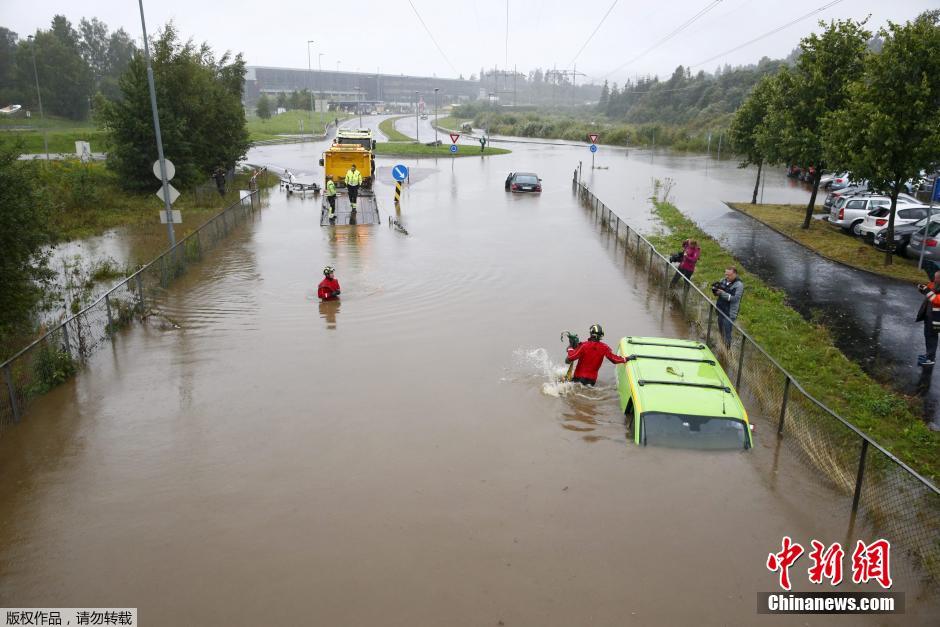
<box><xmin>414</xmin><ymin>91</ymin><xmax>420</xmax><ymax>143</ymax></box>
<box><xmin>433</xmin><ymin>87</ymin><xmax>439</xmax><ymax>145</ymax></box>
<box><xmin>307</xmin><ymin>40</ymin><xmax>315</xmax><ymax>132</ymax></box>
<box><xmin>137</xmin><ymin>0</ymin><xmax>175</xmax><ymax>247</ymax></box>
<box><xmin>26</xmin><ymin>36</ymin><xmax>49</xmax><ymax>163</ymax></box>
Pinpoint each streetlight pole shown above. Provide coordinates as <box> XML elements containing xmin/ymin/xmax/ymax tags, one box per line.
<box><xmin>355</xmin><ymin>86</ymin><xmax>362</xmax><ymax>127</ymax></box>
<box><xmin>307</xmin><ymin>40</ymin><xmax>315</xmax><ymax>133</ymax></box>
<box><xmin>26</xmin><ymin>35</ymin><xmax>49</xmax><ymax>163</ymax></box>
<box><xmin>415</xmin><ymin>91</ymin><xmax>420</xmax><ymax>144</ymax></box>
<box><xmin>318</xmin><ymin>53</ymin><xmax>324</xmax><ymax>118</ymax></box>
<box><xmin>433</xmin><ymin>87</ymin><xmax>439</xmax><ymax>145</ymax></box>
<box><xmin>137</xmin><ymin>0</ymin><xmax>175</xmax><ymax>247</ymax></box>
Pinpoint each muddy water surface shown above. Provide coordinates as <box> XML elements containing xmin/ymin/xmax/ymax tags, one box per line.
<box><xmin>0</xmin><ymin>141</ymin><xmax>935</xmax><ymax>625</ymax></box>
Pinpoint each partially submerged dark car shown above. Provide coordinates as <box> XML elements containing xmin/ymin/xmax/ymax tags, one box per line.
<box><xmin>504</xmin><ymin>172</ymin><xmax>542</xmax><ymax>193</ymax></box>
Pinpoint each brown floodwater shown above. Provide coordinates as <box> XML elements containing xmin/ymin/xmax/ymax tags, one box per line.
<box><xmin>0</xmin><ymin>136</ymin><xmax>936</xmax><ymax>625</ymax></box>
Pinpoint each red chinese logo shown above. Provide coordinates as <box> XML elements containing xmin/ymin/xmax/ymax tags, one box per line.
<box><xmin>807</xmin><ymin>540</ymin><xmax>844</xmax><ymax>586</ymax></box>
<box><xmin>766</xmin><ymin>536</ymin><xmax>804</xmax><ymax>591</ymax></box>
<box><xmin>851</xmin><ymin>539</ymin><xmax>892</xmax><ymax>589</ymax></box>
<box><xmin>767</xmin><ymin>538</ymin><xmax>892</xmax><ymax>590</ymax></box>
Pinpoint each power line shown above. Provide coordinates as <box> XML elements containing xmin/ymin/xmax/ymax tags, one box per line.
<box><xmin>603</xmin><ymin>0</ymin><xmax>723</xmax><ymax>78</ymax></box>
<box><xmin>568</xmin><ymin>0</ymin><xmax>620</xmax><ymax>68</ymax></box>
<box><xmin>406</xmin><ymin>0</ymin><xmax>459</xmax><ymax>76</ymax></box>
<box><xmin>691</xmin><ymin>0</ymin><xmax>845</xmax><ymax>68</ymax></box>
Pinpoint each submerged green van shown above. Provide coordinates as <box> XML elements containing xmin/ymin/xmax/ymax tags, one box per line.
<box><xmin>615</xmin><ymin>336</ymin><xmax>753</xmax><ymax>450</ymax></box>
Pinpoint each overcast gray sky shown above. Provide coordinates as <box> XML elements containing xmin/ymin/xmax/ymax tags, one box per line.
<box><xmin>2</xmin><ymin>0</ymin><xmax>936</xmax><ymax>83</ymax></box>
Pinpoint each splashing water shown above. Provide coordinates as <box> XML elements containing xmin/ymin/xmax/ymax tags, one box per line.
<box><xmin>509</xmin><ymin>347</ymin><xmax>617</xmax><ymax>399</ymax></box>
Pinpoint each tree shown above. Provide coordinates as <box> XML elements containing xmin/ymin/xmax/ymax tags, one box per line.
<box><xmin>276</xmin><ymin>91</ymin><xmax>288</xmax><ymax>109</ymax></box>
<box><xmin>0</xmin><ymin>137</ymin><xmax>53</xmax><ymax>346</ymax></box>
<box><xmin>0</xmin><ymin>28</ymin><xmax>20</xmax><ymax>106</ymax></box>
<box><xmin>16</xmin><ymin>16</ymin><xmax>93</xmax><ymax>120</ymax></box>
<box><xmin>99</xmin><ymin>23</ymin><xmax>249</xmax><ymax>190</ymax></box>
<box><xmin>256</xmin><ymin>93</ymin><xmax>272</xmax><ymax>119</ymax></box>
<box><xmin>597</xmin><ymin>80</ymin><xmax>610</xmax><ymax>111</ymax></box>
<box><xmin>729</xmin><ymin>74</ymin><xmax>776</xmax><ymax>203</ymax></box>
<box><xmin>825</xmin><ymin>11</ymin><xmax>940</xmax><ymax>265</ymax></box>
<box><xmin>760</xmin><ymin>19</ymin><xmax>871</xmax><ymax>228</ymax></box>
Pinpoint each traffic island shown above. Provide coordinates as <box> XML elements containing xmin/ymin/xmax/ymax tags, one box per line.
<box><xmin>727</xmin><ymin>202</ymin><xmax>927</xmax><ymax>284</ymax></box>
<box><xmin>374</xmin><ymin>142</ymin><xmax>510</xmax><ymax>158</ymax></box>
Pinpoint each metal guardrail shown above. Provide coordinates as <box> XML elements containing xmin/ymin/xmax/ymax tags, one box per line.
<box><xmin>0</xmin><ymin>187</ymin><xmax>263</xmax><ymax>432</ymax></box>
<box><xmin>574</xmin><ymin>175</ymin><xmax>940</xmax><ymax>586</ymax></box>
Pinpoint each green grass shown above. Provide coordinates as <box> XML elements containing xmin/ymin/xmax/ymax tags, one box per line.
<box><xmin>29</xmin><ymin>160</ymin><xmax>278</xmax><ymax>242</ymax></box>
<box><xmin>246</xmin><ymin>110</ymin><xmax>350</xmax><ymax>141</ymax></box>
<box><xmin>0</xmin><ymin>113</ymin><xmax>106</xmax><ymax>154</ymax></box>
<box><xmin>728</xmin><ymin>203</ymin><xmax>928</xmax><ymax>284</ymax></box>
<box><xmin>378</xmin><ymin>116</ymin><xmax>413</xmax><ymax>142</ymax></box>
<box><xmin>650</xmin><ymin>197</ymin><xmax>940</xmax><ymax>481</ymax></box>
<box><xmin>436</xmin><ymin>116</ymin><xmax>471</xmax><ymax>132</ymax></box>
<box><xmin>374</xmin><ymin>142</ymin><xmax>510</xmax><ymax>158</ymax></box>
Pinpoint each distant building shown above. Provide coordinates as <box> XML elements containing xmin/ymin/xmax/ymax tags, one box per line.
<box><xmin>244</xmin><ymin>67</ymin><xmax>480</xmax><ymax>110</ymax></box>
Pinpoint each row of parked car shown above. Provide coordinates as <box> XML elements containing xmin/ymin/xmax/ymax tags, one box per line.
<box><xmin>823</xmin><ymin>178</ymin><xmax>939</xmax><ymax>261</ymax></box>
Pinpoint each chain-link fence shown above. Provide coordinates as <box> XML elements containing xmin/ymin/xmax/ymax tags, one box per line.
<box><xmin>0</xmin><ymin>187</ymin><xmax>264</xmax><ymax>436</ymax></box>
<box><xmin>574</xmin><ymin>176</ymin><xmax>940</xmax><ymax>586</ymax></box>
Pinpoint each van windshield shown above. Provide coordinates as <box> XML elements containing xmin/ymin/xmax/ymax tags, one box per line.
<box><xmin>641</xmin><ymin>412</ymin><xmax>748</xmax><ymax>450</ymax></box>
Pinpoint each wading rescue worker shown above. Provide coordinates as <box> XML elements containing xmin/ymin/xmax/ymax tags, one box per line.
<box><xmin>565</xmin><ymin>324</ymin><xmax>630</xmax><ymax>386</ymax></box>
<box><xmin>713</xmin><ymin>266</ymin><xmax>744</xmax><ymax>345</ymax></box>
<box><xmin>325</xmin><ymin>178</ymin><xmax>337</xmax><ymax>222</ymax></box>
<box><xmin>916</xmin><ymin>270</ymin><xmax>940</xmax><ymax>367</ymax></box>
<box><xmin>318</xmin><ymin>266</ymin><xmax>341</xmax><ymax>300</ymax></box>
<box><xmin>345</xmin><ymin>164</ymin><xmax>362</xmax><ymax>211</ymax></box>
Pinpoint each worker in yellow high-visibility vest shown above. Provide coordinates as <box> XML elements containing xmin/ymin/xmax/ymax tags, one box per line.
<box><xmin>344</xmin><ymin>164</ymin><xmax>363</xmax><ymax>210</ymax></box>
<box><xmin>325</xmin><ymin>178</ymin><xmax>337</xmax><ymax>222</ymax></box>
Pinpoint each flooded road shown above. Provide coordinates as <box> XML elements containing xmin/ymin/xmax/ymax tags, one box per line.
<box><xmin>0</xmin><ymin>139</ymin><xmax>936</xmax><ymax>625</ymax></box>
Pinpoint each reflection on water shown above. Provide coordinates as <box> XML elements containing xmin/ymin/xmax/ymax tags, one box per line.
<box><xmin>319</xmin><ymin>299</ymin><xmax>340</xmax><ymax>330</ymax></box>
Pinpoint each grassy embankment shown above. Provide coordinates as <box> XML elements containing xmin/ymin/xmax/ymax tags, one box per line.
<box><xmin>728</xmin><ymin>203</ymin><xmax>927</xmax><ymax>284</ymax></box>
<box><xmin>435</xmin><ymin>116</ymin><xmax>472</xmax><ymax>131</ymax></box>
<box><xmin>461</xmin><ymin>107</ymin><xmax>733</xmax><ymax>152</ymax></box>
<box><xmin>374</xmin><ymin>142</ymin><xmax>509</xmax><ymax>158</ymax></box>
<box><xmin>32</xmin><ymin>159</ymin><xmax>276</xmax><ymax>242</ymax></box>
<box><xmin>0</xmin><ymin>115</ymin><xmax>107</xmax><ymax>154</ymax></box>
<box><xmin>246</xmin><ymin>110</ymin><xmax>351</xmax><ymax>142</ymax></box>
<box><xmin>651</xmin><ymin>197</ymin><xmax>940</xmax><ymax>481</ymax></box>
<box><xmin>377</xmin><ymin>116</ymin><xmax>412</xmax><ymax>142</ymax></box>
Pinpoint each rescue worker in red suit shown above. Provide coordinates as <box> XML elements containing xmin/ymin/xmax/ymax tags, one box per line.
<box><xmin>318</xmin><ymin>265</ymin><xmax>341</xmax><ymax>300</ymax></box>
<box><xmin>565</xmin><ymin>324</ymin><xmax>630</xmax><ymax>385</ymax></box>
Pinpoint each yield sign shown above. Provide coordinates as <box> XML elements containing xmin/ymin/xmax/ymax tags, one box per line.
<box><xmin>588</xmin><ymin>133</ymin><xmax>599</xmax><ymax>144</ymax></box>
<box><xmin>449</xmin><ymin>133</ymin><xmax>460</xmax><ymax>144</ymax></box>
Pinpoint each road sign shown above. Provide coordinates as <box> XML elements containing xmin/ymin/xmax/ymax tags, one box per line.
<box><xmin>153</xmin><ymin>159</ymin><xmax>175</xmax><ymax>181</ymax></box>
<box><xmin>450</xmin><ymin>144</ymin><xmax>458</xmax><ymax>154</ymax></box>
<box><xmin>933</xmin><ymin>179</ymin><xmax>940</xmax><ymax>203</ymax></box>
<box><xmin>589</xmin><ymin>144</ymin><xmax>598</xmax><ymax>153</ymax></box>
<box><xmin>588</xmin><ymin>133</ymin><xmax>599</xmax><ymax>144</ymax></box>
<box><xmin>155</xmin><ymin>183</ymin><xmax>180</xmax><ymax>205</ymax></box>
<box><xmin>392</xmin><ymin>164</ymin><xmax>409</xmax><ymax>181</ymax></box>
<box><xmin>158</xmin><ymin>210</ymin><xmax>182</xmax><ymax>224</ymax></box>
<box><xmin>450</xmin><ymin>133</ymin><xmax>460</xmax><ymax>144</ymax></box>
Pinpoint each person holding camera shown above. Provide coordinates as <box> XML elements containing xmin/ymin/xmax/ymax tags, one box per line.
<box><xmin>712</xmin><ymin>267</ymin><xmax>743</xmax><ymax>345</ymax></box>
<box><xmin>669</xmin><ymin>239</ymin><xmax>701</xmax><ymax>288</ymax></box>
<box><xmin>915</xmin><ymin>270</ymin><xmax>940</xmax><ymax>367</ymax></box>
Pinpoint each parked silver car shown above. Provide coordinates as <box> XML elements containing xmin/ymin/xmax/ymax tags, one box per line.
<box><xmin>828</xmin><ymin>193</ymin><xmax>921</xmax><ymax>235</ymax></box>
<box><xmin>908</xmin><ymin>223</ymin><xmax>940</xmax><ymax>263</ymax></box>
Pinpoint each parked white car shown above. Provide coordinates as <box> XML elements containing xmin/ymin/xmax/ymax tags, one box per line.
<box><xmin>858</xmin><ymin>205</ymin><xmax>932</xmax><ymax>240</ymax></box>
<box><xmin>828</xmin><ymin>193</ymin><xmax>921</xmax><ymax>235</ymax></box>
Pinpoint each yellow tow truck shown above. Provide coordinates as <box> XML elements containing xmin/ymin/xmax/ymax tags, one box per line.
<box><xmin>318</xmin><ymin>144</ymin><xmax>379</xmax><ymax>225</ymax></box>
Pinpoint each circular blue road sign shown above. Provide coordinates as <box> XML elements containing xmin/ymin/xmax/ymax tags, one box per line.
<box><xmin>392</xmin><ymin>164</ymin><xmax>409</xmax><ymax>181</ymax></box>
<box><xmin>450</xmin><ymin>144</ymin><xmax>458</xmax><ymax>154</ymax></box>
<box><xmin>589</xmin><ymin>144</ymin><xmax>598</xmax><ymax>153</ymax></box>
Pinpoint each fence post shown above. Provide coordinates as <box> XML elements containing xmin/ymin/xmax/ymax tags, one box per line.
<box><xmin>705</xmin><ymin>306</ymin><xmax>714</xmax><ymax>344</ymax></box>
<box><xmin>61</xmin><ymin>319</ymin><xmax>72</xmax><ymax>357</ymax></box>
<box><xmin>777</xmin><ymin>376</ymin><xmax>791</xmax><ymax>434</ymax></box>
<box><xmin>195</xmin><ymin>230</ymin><xmax>202</xmax><ymax>260</ymax></box>
<box><xmin>4</xmin><ymin>363</ymin><xmax>20</xmax><ymax>423</ymax></box>
<box><xmin>161</xmin><ymin>255</ymin><xmax>168</xmax><ymax>288</ymax></box>
<box><xmin>851</xmin><ymin>439</ymin><xmax>870</xmax><ymax>513</ymax></box>
<box><xmin>735</xmin><ymin>334</ymin><xmax>747</xmax><ymax>388</ymax></box>
<box><xmin>105</xmin><ymin>293</ymin><xmax>114</xmax><ymax>334</ymax></box>
<box><xmin>136</xmin><ymin>274</ymin><xmax>145</xmax><ymax>312</ymax></box>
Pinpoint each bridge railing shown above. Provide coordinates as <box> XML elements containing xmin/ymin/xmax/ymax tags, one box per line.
<box><xmin>574</xmin><ymin>176</ymin><xmax>940</xmax><ymax>587</ymax></box>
